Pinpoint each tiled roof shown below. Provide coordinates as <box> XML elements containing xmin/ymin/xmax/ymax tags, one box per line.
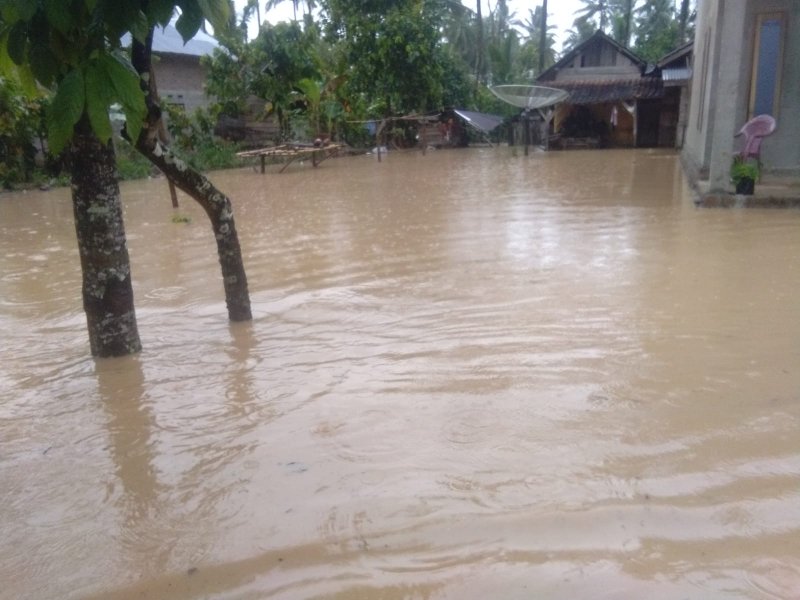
<box><xmin>549</xmin><ymin>77</ymin><xmax>664</xmax><ymax>105</ymax></box>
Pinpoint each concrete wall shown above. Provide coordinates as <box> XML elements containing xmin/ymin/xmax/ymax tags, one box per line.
<box><xmin>754</xmin><ymin>1</ymin><xmax>800</xmax><ymax>177</ymax></box>
<box><xmin>153</xmin><ymin>53</ymin><xmax>212</xmax><ymax>113</ymax></box>
<box><xmin>682</xmin><ymin>0</ymin><xmax>800</xmax><ymax>189</ymax></box>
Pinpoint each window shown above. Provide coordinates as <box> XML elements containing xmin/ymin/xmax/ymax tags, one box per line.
<box><xmin>749</xmin><ymin>13</ymin><xmax>785</xmax><ymax>117</ymax></box>
<box><xmin>580</xmin><ymin>41</ymin><xmax>602</xmax><ymax>67</ymax></box>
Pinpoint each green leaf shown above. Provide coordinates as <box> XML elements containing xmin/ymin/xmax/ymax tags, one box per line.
<box><xmin>122</xmin><ymin>103</ymin><xmax>143</xmax><ymax>143</ymax></box>
<box><xmin>175</xmin><ymin>3</ymin><xmax>203</xmax><ymax>42</ymax></box>
<box><xmin>197</xmin><ymin>0</ymin><xmax>229</xmax><ymax>31</ymax></box>
<box><xmin>16</xmin><ymin>62</ymin><xmax>39</xmax><ymax>96</ymax></box>
<box><xmin>0</xmin><ymin>29</ymin><xmax>12</xmax><ymax>76</ymax></box>
<box><xmin>130</xmin><ymin>10</ymin><xmax>150</xmax><ymax>43</ymax></box>
<box><xmin>99</xmin><ymin>52</ymin><xmax>146</xmax><ymax>139</ymax></box>
<box><xmin>28</xmin><ymin>42</ymin><xmax>58</xmax><ymax>87</ymax></box>
<box><xmin>97</xmin><ymin>0</ymin><xmax>139</xmax><ymax>42</ymax></box>
<box><xmin>100</xmin><ymin>52</ymin><xmax>144</xmax><ymax>110</ymax></box>
<box><xmin>12</xmin><ymin>0</ymin><xmax>37</xmax><ymax>22</ymax></box>
<box><xmin>146</xmin><ymin>0</ymin><xmax>178</xmax><ymax>27</ymax></box>
<box><xmin>84</xmin><ymin>61</ymin><xmax>113</xmax><ymax>143</ymax></box>
<box><xmin>7</xmin><ymin>21</ymin><xmax>27</xmax><ymax>65</ymax></box>
<box><xmin>1</xmin><ymin>4</ymin><xmax>19</xmax><ymax>22</ymax></box>
<box><xmin>47</xmin><ymin>68</ymin><xmax>86</xmax><ymax>154</ymax></box>
<box><xmin>44</xmin><ymin>0</ymin><xmax>74</xmax><ymax>34</ymax></box>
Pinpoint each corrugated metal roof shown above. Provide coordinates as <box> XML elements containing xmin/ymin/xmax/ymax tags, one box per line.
<box><xmin>662</xmin><ymin>67</ymin><xmax>692</xmax><ymax>83</ymax></box>
<box><xmin>549</xmin><ymin>77</ymin><xmax>663</xmax><ymax>105</ymax></box>
<box><xmin>453</xmin><ymin>109</ymin><xmax>504</xmax><ymax>133</ymax></box>
<box><xmin>121</xmin><ymin>22</ymin><xmax>219</xmax><ymax>57</ymax></box>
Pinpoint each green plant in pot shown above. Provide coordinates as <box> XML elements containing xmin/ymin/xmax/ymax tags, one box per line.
<box><xmin>730</xmin><ymin>155</ymin><xmax>760</xmax><ymax>195</ymax></box>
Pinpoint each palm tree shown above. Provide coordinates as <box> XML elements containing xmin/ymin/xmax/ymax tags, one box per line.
<box><xmin>476</xmin><ymin>0</ymin><xmax>485</xmax><ymax>83</ymax></box>
<box><xmin>677</xmin><ymin>0</ymin><xmax>691</xmax><ymax>43</ymax></box>
<box><xmin>611</xmin><ymin>0</ymin><xmax>635</xmax><ymax>47</ymax></box>
<box><xmin>562</xmin><ymin>16</ymin><xmax>596</xmax><ymax>53</ymax></box>
<box><xmin>538</xmin><ymin>0</ymin><xmax>548</xmax><ymax>73</ymax></box>
<box><xmin>265</xmin><ymin>0</ymin><xmax>297</xmax><ymax>21</ymax></box>
<box><xmin>242</xmin><ymin>0</ymin><xmax>262</xmax><ymax>36</ymax></box>
<box><xmin>633</xmin><ymin>0</ymin><xmax>678</xmax><ymax>61</ymax></box>
<box><xmin>574</xmin><ymin>0</ymin><xmax>613</xmax><ymax>33</ymax></box>
<box><xmin>513</xmin><ymin>4</ymin><xmax>556</xmax><ymax>75</ymax></box>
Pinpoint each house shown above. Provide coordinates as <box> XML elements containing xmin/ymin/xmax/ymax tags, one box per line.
<box><xmin>124</xmin><ymin>22</ymin><xmax>219</xmax><ymax>112</ymax></box>
<box><xmin>536</xmin><ymin>31</ymin><xmax>665</xmax><ymax>149</ymax></box>
<box><xmin>655</xmin><ymin>42</ymin><xmax>693</xmax><ymax>149</ymax></box>
<box><xmin>682</xmin><ymin>1</ymin><xmax>800</xmax><ymax>194</ymax></box>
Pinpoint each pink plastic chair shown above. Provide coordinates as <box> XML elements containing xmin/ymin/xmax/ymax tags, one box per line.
<box><xmin>735</xmin><ymin>114</ymin><xmax>776</xmax><ymax>161</ymax></box>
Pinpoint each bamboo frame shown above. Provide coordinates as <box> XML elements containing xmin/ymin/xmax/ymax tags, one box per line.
<box><xmin>237</xmin><ymin>143</ymin><xmax>345</xmax><ymax>173</ymax></box>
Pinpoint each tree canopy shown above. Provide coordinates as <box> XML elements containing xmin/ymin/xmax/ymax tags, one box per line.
<box><xmin>1</xmin><ymin>0</ymin><xmax>251</xmax><ymax>357</ymax></box>
<box><xmin>0</xmin><ymin>0</ymin><xmax>229</xmax><ymax>153</ymax></box>
<box><xmin>566</xmin><ymin>0</ymin><xmax>695</xmax><ymax>56</ymax></box>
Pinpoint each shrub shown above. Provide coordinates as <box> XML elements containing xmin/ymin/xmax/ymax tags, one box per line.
<box><xmin>164</xmin><ymin>104</ymin><xmax>243</xmax><ymax>172</ymax></box>
<box><xmin>0</xmin><ymin>77</ymin><xmax>42</xmax><ymax>188</ymax></box>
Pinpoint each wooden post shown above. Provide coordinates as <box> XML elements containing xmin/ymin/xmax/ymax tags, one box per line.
<box><xmin>376</xmin><ymin>120</ymin><xmax>384</xmax><ymax>163</ymax></box>
<box><xmin>524</xmin><ymin>111</ymin><xmax>530</xmax><ymax>156</ymax></box>
<box><xmin>421</xmin><ymin>119</ymin><xmax>427</xmax><ymax>156</ymax></box>
<box><xmin>168</xmin><ymin>178</ymin><xmax>179</xmax><ymax>208</ymax></box>
<box><xmin>622</xmin><ymin>101</ymin><xmax>637</xmax><ymax>148</ymax></box>
<box><xmin>538</xmin><ymin>108</ymin><xmax>555</xmax><ymax>151</ymax></box>
<box><xmin>260</xmin><ymin>155</ymin><xmax>265</xmax><ymax>174</ymax></box>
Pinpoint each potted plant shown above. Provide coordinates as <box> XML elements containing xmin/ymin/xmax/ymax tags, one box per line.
<box><xmin>730</xmin><ymin>155</ymin><xmax>760</xmax><ymax>195</ymax></box>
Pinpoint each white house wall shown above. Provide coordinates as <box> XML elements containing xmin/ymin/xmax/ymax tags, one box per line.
<box><xmin>683</xmin><ymin>0</ymin><xmax>800</xmax><ymax>191</ymax></box>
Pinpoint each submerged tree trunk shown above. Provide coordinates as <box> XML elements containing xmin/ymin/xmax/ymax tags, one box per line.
<box><xmin>134</xmin><ymin>142</ymin><xmax>251</xmax><ymax>320</ymax></box>
<box><xmin>69</xmin><ymin>118</ymin><xmax>142</xmax><ymax>357</ymax></box>
<box><xmin>130</xmin><ymin>34</ymin><xmax>252</xmax><ymax>322</ymax></box>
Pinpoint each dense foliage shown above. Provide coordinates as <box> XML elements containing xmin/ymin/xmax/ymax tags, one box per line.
<box><xmin>201</xmin><ymin>0</ymin><xmax>696</xmax><ymax>143</ymax></box>
<box><xmin>566</xmin><ymin>0</ymin><xmax>695</xmax><ymax>58</ymax></box>
<box><xmin>0</xmin><ymin>76</ymin><xmax>41</xmax><ymax>186</ymax></box>
<box><xmin>1</xmin><ymin>0</ymin><xmax>698</xmax><ymax>187</ymax></box>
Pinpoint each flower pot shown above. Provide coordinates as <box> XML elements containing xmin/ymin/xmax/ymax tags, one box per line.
<box><xmin>735</xmin><ymin>178</ymin><xmax>755</xmax><ymax>195</ymax></box>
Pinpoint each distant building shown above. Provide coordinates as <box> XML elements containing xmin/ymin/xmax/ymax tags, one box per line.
<box><xmin>682</xmin><ymin>1</ymin><xmax>800</xmax><ymax>192</ymax></box>
<box><xmin>655</xmin><ymin>42</ymin><xmax>693</xmax><ymax>149</ymax></box>
<box><xmin>536</xmin><ymin>31</ymin><xmax>665</xmax><ymax>149</ymax></box>
<box><xmin>123</xmin><ymin>22</ymin><xmax>218</xmax><ymax>113</ymax></box>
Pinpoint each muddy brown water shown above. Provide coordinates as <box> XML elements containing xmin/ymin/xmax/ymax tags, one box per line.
<box><xmin>1</xmin><ymin>149</ymin><xmax>799</xmax><ymax>600</ymax></box>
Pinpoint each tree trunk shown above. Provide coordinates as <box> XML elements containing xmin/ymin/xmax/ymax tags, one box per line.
<box><xmin>475</xmin><ymin>0</ymin><xmax>484</xmax><ymax>84</ymax></box>
<box><xmin>621</xmin><ymin>0</ymin><xmax>632</xmax><ymax>47</ymax></box>
<box><xmin>678</xmin><ymin>0</ymin><xmax>690</xmax><ymax>43</ymax></box>
<box><xmin>538</xmin><ymin>0</ymin><xmax>548</xmax><ymax>75</ymax></box>
<box><xmin>134</xmin><ymin>141</ymin><xmax>252</xmax><ymax>321</ymax></box>
<box><xmin>130</xmin><ymin>34</ymin><xmax>252</xmax><ymax>323</ymax></box>
<box><xmin>69</xmin><ymin>118</ymin><xmax>142</xmax><ymax>357</ymax></box>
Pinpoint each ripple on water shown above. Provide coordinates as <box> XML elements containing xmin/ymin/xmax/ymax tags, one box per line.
<box><xmin>745</xmin><ymin>559</ymin><xmax>800</xmax><ymax>600</ymax></box>
<box><xmin>2</xmin><ymin>151</ymin><xmax>800</xmax><ymax>600</ymax></box>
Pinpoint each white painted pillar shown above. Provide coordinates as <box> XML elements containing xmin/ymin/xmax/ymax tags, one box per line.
<box><xmin>707</xmin><ymin>1</ymin><xmax>749</xmax><ymax>192</ymax></box>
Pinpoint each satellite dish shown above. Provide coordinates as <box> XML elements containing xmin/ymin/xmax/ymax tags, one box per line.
<box><xmin>489</xmin><ymin>85</ymin><xmax>569</xmax><ymax>110</ymax></box>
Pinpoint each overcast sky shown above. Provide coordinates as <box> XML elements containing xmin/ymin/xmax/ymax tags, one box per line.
<box><xmin>232</xmin><ymin>0</ymin><xmax>585</xmax><ymax>51</ymax></box>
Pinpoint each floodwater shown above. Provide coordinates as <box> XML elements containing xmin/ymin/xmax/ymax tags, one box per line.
<box><xmin>1</xmin><ymin>148</ymin><xmax>799</xmax><ymax>600</ymax></box>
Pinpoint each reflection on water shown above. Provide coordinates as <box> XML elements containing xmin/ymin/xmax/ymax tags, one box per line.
<box><xmin>1</xmin><ymin>149</ymin><xmax>799</xmax><ymax>600</ymax></box>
